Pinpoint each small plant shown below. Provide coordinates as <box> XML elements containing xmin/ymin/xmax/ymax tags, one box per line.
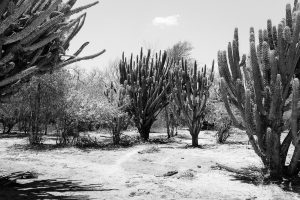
<box><xmin>75</xmin><ymin>135</ymin><xmax>103</xmax><ymax>148</ymax></box>
<box><xmin>215</xmin><ymin>116</ymin><xmax>232</xmax><ymax>144</ymax></box>
<box><xmin>138</xmin><ymin>146</ymin><xmax>160</xmax><ymax>154</ymax></box>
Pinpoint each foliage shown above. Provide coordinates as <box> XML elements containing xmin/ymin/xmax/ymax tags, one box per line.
<box><xmin>104</xmin><ymin>82</ymin><xmax>132</xmax><ymax>145</ymax></box>
<box><xmin>17</xmin><ymin>70</ymin><xmax>70</xmax><ymax>144</ymax></box>
<box><xmin>167</xmin><ymin>41</ymin><xmax>193</xmax><ymax>63</ymax></box>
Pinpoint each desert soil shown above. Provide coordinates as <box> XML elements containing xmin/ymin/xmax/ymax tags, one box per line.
<box><xmin>0</xmin><ymin>129</ymin><xmax>299</xmax><ymax>200</ymax></box>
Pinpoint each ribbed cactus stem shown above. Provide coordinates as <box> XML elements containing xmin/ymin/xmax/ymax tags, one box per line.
<box><xmin>291</xmin><ymin>78</ymin><xmax>300</xmax><ymax>144</ymax></box>
<box><xmin>267</xmin><ymin>19</ymin><xmax>275</xmax><ymax>50</ymax></box>
<box><xmin>250</xmin><ymin>41</ymin><xmax>264</xmax><ymax>112</ymax></box>
<box><xmin>286</xmin><ymin>3</ymin><xmax>293</xmax><ymax>28</ymax></box>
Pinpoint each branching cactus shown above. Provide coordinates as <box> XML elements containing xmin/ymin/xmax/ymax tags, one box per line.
<box><xmin>119</xmin><ymin>49</ymin><xmax>172</xmax><ymax>141</ymax></box>
<box><xmin>171</xmin><ymin>60</ymin><xmax>214</xmax><ymax>147</ymax></box>
<box><xmin>0</xmin><ymin>0</ymin><xmax>105</xmax><ymax>102</ymax></box>
<box><xmin>218</xmin><ymin>2</ymin><xmax>300</xmax><ymax>178</ymax></box>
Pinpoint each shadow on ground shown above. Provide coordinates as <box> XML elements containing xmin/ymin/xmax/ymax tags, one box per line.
<box><xmin>0</xmin><ymin>132</ymin><xmax>27</xmax><ymax>139</ymax></box>
<box><xmin>0</xmin><ymin>178</ymin><xmax>116</xmax><ymax>200</ymax></box>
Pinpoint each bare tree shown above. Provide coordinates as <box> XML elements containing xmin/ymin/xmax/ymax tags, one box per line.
<box><xmin>167</xmin><ymin>41</ymin><xmax>193</xmax><ymax>63</ymax></box>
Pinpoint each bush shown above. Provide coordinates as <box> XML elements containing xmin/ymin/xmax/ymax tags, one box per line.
<box><xmin>75</xmin><ymin>135</ymin><xmax>103</xmax><ymax>148</ymax></box>
<box><xmin>215</xmin><ymin>117</ymin><xmax>232</xmax><ymax>144</ymax></box>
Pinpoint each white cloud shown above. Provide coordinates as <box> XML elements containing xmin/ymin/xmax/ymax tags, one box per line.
<box><xmin>152</xmin><ymin>15</ymin><xmax>180</xmax><ymax>27</ymax></box>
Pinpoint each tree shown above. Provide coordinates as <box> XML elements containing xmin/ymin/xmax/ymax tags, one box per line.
<box><xmin>167</xmin><ymin>41</ymin><xmax>193</xmax><ymax>63</ymax></box>
<box><xmin>17</xmin><ymin>70</ymin><xmax>70</xmax><ymax>144</ymax></box>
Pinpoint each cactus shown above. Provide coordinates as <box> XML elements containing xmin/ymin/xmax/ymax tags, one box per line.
<box><xmin>171</xmin><ymin>60</ymin><xmax>214</xmax><ymax>147</ymax></box>
<box><xmin>0</xmin><ymin>0</ymin><xmax>105</xmax><ymax>102</ymax></box>
<box><xmin>218</xmin><ymin>2</ymin><xmax>300</xmax><ymax>178</ymax></box>
<box><xmin>119</xmin><ymin>49</ymin><xmax>172</xmax><ymax>141</ymax></box>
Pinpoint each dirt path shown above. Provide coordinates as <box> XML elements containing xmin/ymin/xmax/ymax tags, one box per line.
<box><xmin>0</xmin><ymin>131</ymin><xmax>300</xmax><ymax>200</ymax></box>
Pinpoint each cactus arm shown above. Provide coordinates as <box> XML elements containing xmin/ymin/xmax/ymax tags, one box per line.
<box><xmin>0</xmin><ymin>0</ymin><xmax>32</xmax><ymax>35</ymax></box>
<box><xmin>72</xmin><ymin>42</ymin><xmax>90</xmax><ymax>58</ymax></box>
<box><xmin>3</xmin><ymin>0</ymin><xmax>62</xmax><ymax>45</ymax></box>
<box><xmin>63</xmin><ymin>13</ymin><xmax>87</xmax><ymax>49</ymax></box>
<box><xmin>65</xmin><ymin>1</ymin><xmax>99</xmax><ymax>16</ymax></box>
<box><xmin>23</xmin><ymin>32</ymin><xmax>61</xmax><ymax>52</ymax></box>
<box><xmin>21</xmin><ymin>13</ymin><xmax>65</xmax><ymax>45</ymax></box>
<box><xmin>0</xmin><ymin>53</ymin><xmax>14</xmax><ymax>64</ymax></box>
<box><xmin>291</xmin><ymin>78</ymin><xmax>300</xmax><ymax>143</ymax></box>
<box><xmin>250</xmin><ymin>41</ymin><xmax>264</xmax><ymax>114</ymax></box>
<box><xmin>220</xmin><ymin>78</ymin><xmax>244</xmax><ymax>129</ymax></box>
<box><xmin>29</xmin><ymin>48</ymin><xmax>44</xmax><ymax>66</ymax></box>
<box><xmin>0</xmin><ymin>0</ymin><xmax>10</xmax><ymax>18</ymax></box>
<box><xmin>55</xmin><ymin>49</ymin><xmax>106</xmax><ymax>69</ymax></box>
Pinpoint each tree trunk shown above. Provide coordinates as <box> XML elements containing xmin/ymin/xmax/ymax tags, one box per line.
<box><xmin>139</xmin><ymin>126</ymin><xmax>150</xmax><ymax>141</ymax></box>
<box><xmin>191</xmin><ymin>133</ymin><xmax>199</xmax><ymax>147</ymax></box>
<box><xmin>137</xmin><ymin>118</ymin><xmax>154</xmax><ymax>141</ymax></box>
<box><xmin>6</xmin><ymin>124</ymin><xmax>13</xmax><ymax>134</ymax></box>
<box><xmin>44</xmin><ymin>124</ymin><xmax>48</xmax><ymax>135</ymax></box>
<box><xmin>2</xmin><ymin>124</ymin><xmax>5</xmax><ymax>134</ymax></box>
<box><xmin>113</xmin><ymin>130</ymin><xmax>120</xmax><ymax>145</ymax></box>
<box><xmin>165</xmin><ymin>107</ymin><xmax>171</xmax><ymax>138</ymax></box>
<box><xmin>190</xmin><ymin>121</ymin><xmax>201</xmax><ymax>147</ymax></box>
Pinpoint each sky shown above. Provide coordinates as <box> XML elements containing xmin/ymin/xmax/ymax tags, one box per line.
<box><xmin>68</xmin><ymin>0</ymin><xmax>294</xmax><ymax>71</ymax></box>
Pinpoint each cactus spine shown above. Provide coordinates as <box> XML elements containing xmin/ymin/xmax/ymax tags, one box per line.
<box><xmin>218</xmin><ymin>2</ymin><xmax>300</xmax><ymax>178</ymax></box>
<box><xmin>119</xmin><ymin>49</ymin><xmax>171</xmax><ymax>141</ymax></box>
<box><xmin>171</xmin><ymin>60</ymin><xmax>214</xmax><ymax>147</ymax></box>
<box><xmin>0</xmin><ymin>0</ymin><xmax>105</xmax><ymax>101</ymax></box>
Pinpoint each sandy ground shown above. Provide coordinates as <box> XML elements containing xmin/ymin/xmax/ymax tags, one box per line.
<box><xmin>0</xmin><ymin>129</ymin><xmax>299</xmax><ymax>200</ymax></box>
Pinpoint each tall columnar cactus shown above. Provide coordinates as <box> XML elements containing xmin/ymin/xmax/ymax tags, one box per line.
<box><xmin>119</xmin><ymin>49</ymin><xmax>172</xmax><ymax>141</ymax></box>
<box><xmin>172</xmin><ymin>60</ymin><xmax>214</xmax><ymax>147</ymax></box>
<box><xmin>0</xmin><ymin>0</ymin><xmax>105</xmax><ymax>102</ymax></box>
<box><xmin>219</xmin><ymin>2</ymin><xmax>300</xmax><ymax>178</ymax></box>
